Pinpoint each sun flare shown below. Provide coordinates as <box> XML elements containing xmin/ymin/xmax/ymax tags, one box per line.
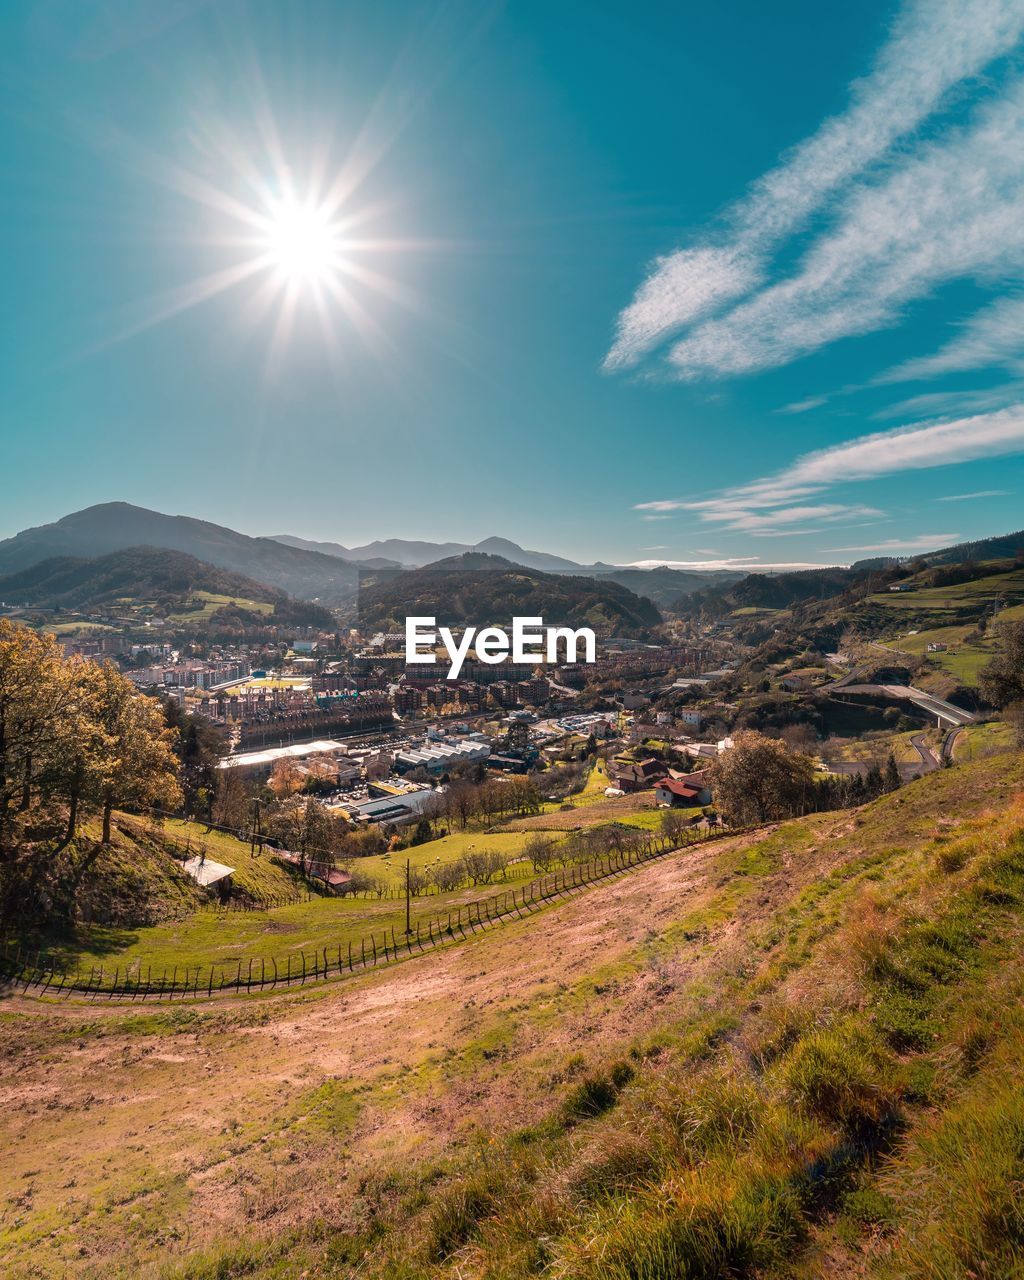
<box><xmin>261</xmin><ymin>198</ymin><xmax>345</xmax><ymax>282</ymax></box>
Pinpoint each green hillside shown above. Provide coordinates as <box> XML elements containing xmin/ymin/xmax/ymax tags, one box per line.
<box><xmin>4</xmin><ymin>751</ymin><xmax>1024</xmax><ymax>1278</ymax></box>
<box><xmin>0</xmin><ymin>548</ymin><xmax>335</xmax><ymax>628</ymax></box>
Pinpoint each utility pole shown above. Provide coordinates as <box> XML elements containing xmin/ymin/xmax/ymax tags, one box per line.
<box><xmin>250</xmin><ymin>797</ymin><xmax>261</xmax><ymax>858</ymax></box>
<box><xmin>405</xmin><ymin>858</ymin><xmax>412</xmax><ymax>935</ymax></box>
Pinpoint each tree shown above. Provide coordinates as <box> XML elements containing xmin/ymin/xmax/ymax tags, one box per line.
<box><xmin>211</xmin><ymin>766</ymin><xmax>251</xmax><ymax>834</ymax></box>
<box><xmin>410</xmin><ymin>817</ymin><xmax>433</xmax><ymax>846</ymax></box>
<box><xmin>979</xmin><ymin>620</ymin><xmax>1024</xmax><ymax>708</ymax></box>
<box><xmin>0</xmin><ymin>621</ymin><xmax>78</xmax><ymax>857</ymax></box>
<box><xmin>89</xmin><ymin>665</ymin><xmax>182</xmax><ymax>844</ymax></box>
<box><xmin>706</xmin><ymin>730</ymin><xmax>816</xmax><ymax>825</ymax></box>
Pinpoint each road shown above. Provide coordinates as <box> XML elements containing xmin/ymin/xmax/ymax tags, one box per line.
<box><xmin>909</xmin><ymin>732</ymin><xmax>940</xmax><ymax>773</ymax></box>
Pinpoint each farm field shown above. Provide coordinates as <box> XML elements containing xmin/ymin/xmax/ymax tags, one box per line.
<box><xmin>869</xmin><ymin>563</ymin><xmax>1024</xmax><ymax>612</ymax></box>
<box><xmin>4</xmin><ymin>753</ymin><xmax>1024</xmax><ymax>1279</ymax></box>
<box><xmin>167</xmin><ymin>590</ymin><xmax>275</xmax><ymax>621</ymax></box>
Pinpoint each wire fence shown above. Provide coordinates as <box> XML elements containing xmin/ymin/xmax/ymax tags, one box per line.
<box><xmin>0</xmin><ymin>824</ymin><xmax>756</xmax><ymax>1002</ymax></box>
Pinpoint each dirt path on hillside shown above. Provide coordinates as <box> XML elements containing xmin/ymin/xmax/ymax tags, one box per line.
<box><xmin>0</xmin><ymin>817</ymin><xmax>859</xmax><ymax>1278</ymax></box>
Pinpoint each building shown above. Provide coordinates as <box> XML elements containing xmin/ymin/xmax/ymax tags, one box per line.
<box><xmin>516</xmin><ymin>676</ymin><xmax>550</xmax><ymax>706</ymax></box>
<box><xmin>393</xmin><ymin>685</ymin><xmax>425</xmax><ymax>716</ymax></box>
<box><xmin>656</xmin><ymin>770</ymin><xmax>712</xmax><ymax>807</ymax></box>
<box><xmin>489</xmin><ymin>681</ymin><xmax>519</xmax><ymax>708</ymax></box>
<box><xmin>393</xmin><ymin>738</ymin><xmax>491</xmax><ymax>774</ymax></box>
<box><xmin>346</xmin><ymin>785</ymin><xmax>440</xmax><ymax>826</ymax></box>
<box><xmin>611</xmin><ymin>756</ymin><xmax>667</xmax><ymax>792</ymax></box>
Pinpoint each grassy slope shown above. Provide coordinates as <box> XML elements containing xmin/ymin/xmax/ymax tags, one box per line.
<box><xmin>1</xmin><ymin>752</ymin><xmax>1023</xmax><ymax>1278</ymax></box>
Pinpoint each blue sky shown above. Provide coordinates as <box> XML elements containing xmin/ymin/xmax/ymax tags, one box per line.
<box><xmin>2</xmin><ymin>0</ymin><xmax>1024</xmax><ymax>568</ymax></box>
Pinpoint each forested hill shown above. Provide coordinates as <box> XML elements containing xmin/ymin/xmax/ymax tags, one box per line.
<box><xmin>0</xmin><ymin>548</ymin><xmax>335</xmax><ymax>627</ymax></box>
<box><xmin>674</xmin><ymin>566</ymin><xmax>861</xmax><ymax>618</ymax></box>
<box><xmin>356</xmin><ymin>553</ymin><xmax>662</xmax><ymax>634</ymax></box>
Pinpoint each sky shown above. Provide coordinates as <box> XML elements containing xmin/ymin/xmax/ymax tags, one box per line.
<box><xmin>2</xmin><ymin>0</ymin><xmax>1024</xmax><ymax>570</ymax></box>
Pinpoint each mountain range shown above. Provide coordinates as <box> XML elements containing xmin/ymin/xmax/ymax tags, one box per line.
<box><xmin>2</xmin><ymin>504</ymin><xmax>1021</xmax><ymax>615</ymax></box>
<box><xmin>268</xmin><ymin>532</ymin><xmax>618</xmax><ymax>574</ymax></box>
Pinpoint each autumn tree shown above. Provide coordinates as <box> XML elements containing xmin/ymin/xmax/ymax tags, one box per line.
<box><xmin>0</xmin><ymin>621</ymin><xmax>78</xmax><ymax>856</ymax></box>
<box><xmin>88</xmin><ymin>664</ymin><xmax>182</xmax><ymax>843</ymax></box>
<box><xmin>706</xmin><ymin>730</ymin><xmax>816</xmax><ymax>825</ymax></box>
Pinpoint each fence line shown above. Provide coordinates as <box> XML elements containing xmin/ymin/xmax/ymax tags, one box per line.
<box><xmin>0</xmin><ymin>825</ymin><xmax>756</xmax><ymax>1003</ymax></box>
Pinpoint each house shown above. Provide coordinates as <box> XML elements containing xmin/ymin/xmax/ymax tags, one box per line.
<box><xmin>781</xmin><ymin>674</ymin><xmax>811</xmax><ymax>692</ymax></box>
<box><xmin>889</xmin><ymin>583</ymin><xmax>912</xmax><ymax>592</ymax></box>
<box><xmin>927</xmin><ymin>642</ymin><xmax>948</xmax><ymax>652</ymax></box>
<box><xmin>655</xmin><ymin>779</ymin><xmax>706</xmax><ymax>808</ymax></box>
<box><xmin>611</xmin><ymin>756</ymin><xmax>667</xmax><ymax>792</ymax></box>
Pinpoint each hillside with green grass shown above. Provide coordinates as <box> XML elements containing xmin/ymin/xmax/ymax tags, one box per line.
<box><xmin>0</xmin><ymin>547</ymin><xmax>334</xmax><ymax>629</ymax></box>
<box><xmin>3</xmin><ymin>750</ymin><xmax>1024</xmax><ymax>1278</ymax></box>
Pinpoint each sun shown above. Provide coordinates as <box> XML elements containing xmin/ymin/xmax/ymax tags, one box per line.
<box><xmin>261</xmin><ymin>198</ymin><xmax>344</xmax><ymax>283</ymax></box>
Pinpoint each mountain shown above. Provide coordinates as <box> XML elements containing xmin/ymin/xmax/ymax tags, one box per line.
<box><xmin>356</xmin><ymin>552</ymin><xmax>661</xmax><ymax>635</ymax></box>
<box><xmin>851</xmin><ymin>529</ymin><xmax>1024</xmax><ymax>572</ymax></box>
<box><xmin>269</xmin><ymin>531</ymin><xmax>619</xmax><ymax>573</ymax></box>
<box><xmin>0</xmin><ymin>504</ymin><xmax>368</xmax><ymax>606</ymax></box>
<box><xmin>593</xmin><ymin>566</ymin><xmax>745</xmax><ymax>608</ymax></box>
<box><xmin>0</xmin><ymin>548</ymin><xmax>335</xmax><ymax>627</ymax></box>
<box><xmin>921</xmin><ymin>528</ymin><xmax>1024</xmax><ymax>566</ymax></box>
<box><xmin>268</xmin><ymin>534</ymin><xmax>400</xmax><ymax>569</ymax></box>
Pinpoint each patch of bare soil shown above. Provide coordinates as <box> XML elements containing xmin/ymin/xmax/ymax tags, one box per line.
<box><xmin>0</xmin><ymin>817</ymin><xmax>861</xmax><ymax>1278</ymax></box>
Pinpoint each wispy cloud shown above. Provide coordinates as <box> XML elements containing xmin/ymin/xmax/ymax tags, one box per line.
<box><xmin>879</xmin><ymin>294</ymin><xmax>1024</xmax><ymax>383</ymax></box>
<box><xmin>624</xmin><ymin>557</ymin><xmax>834</xmax><ymax>571</ymax></box>
<box><xmin>826</xmin><ymin>533</ymin><xmax>960</xmax><ymax>553</ymax></box>
<box><xmin>605</xmin><ymin>0</ymin><xmax>1024</xmax><ymax>372</ymax></box>
<box><xmin>665</xmin><ymin>79</ymin><xmax>1024</xmax><ymax>380</ymax></box>
<box><xmin>637</xmin><ymin>404</ymin><xmax>1024</xmax><ymax>534</ymax></box>
<box><xmin>635</xmin><ymin>499</ymin><xmax>687</xmax><ymax>512</ymax></box>
<box><xmin>871</xmin><ymin>383</ymin><xmax>1024</xmax><ymax>420</ymax></box>
<box><xmin>776</xmin><ymin>395</ymin><xmax>828</xmax><ymax>415</ymax></box>
<box><xmin>936</xmin><ymin>489</ymin><xmax>1010</xmax><ymax>501</ymax></box>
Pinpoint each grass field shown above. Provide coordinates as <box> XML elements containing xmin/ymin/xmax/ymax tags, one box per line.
<box><xmin>167</xmin><ymin>590</ymin><xmax>275</xmax><ymax>622</ymax></box>
<box><xmin>869</xmin><ymin>563</ymin><xmax>1024</xmax><ymax>613</ymax></box>
<box><xmin>952</xmin><ymin>720</ymin><xmax>1015</xmax><ymax>761</ymax></box>
<box><xmin>5</xmin><ymin>753</ymin><xmax>1024</xmax><ymax>1278</ymax></box>
<box><xmin>40</xmin><ymin>620</ymin><xmax>121</xmax><ymax>636</ymax></box>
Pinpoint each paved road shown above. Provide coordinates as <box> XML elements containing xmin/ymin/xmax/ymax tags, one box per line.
<box><xmin>909</xmin><ymin>732</ymin><xmax>941</xmax><ymax>773</ymax></box>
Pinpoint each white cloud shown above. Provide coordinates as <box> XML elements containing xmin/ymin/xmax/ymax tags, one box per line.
<box><xmin>936</xmin><ymin>489</ymin><xmax>1010</xmax><ymax>500</ymax></box>
<box><xmin>826</xmin><ymin>533</ymin><xmax>960</xmax><ymax>553</ymax></box>
<box><xmin>605</xmin><ymin>0</ymin><xmax>1024</xmax><ymax>372</ymax></box>
<box><xmin>879</xmin><ymin>294</ymin><xmax>1024</xmax><ymax>382</ymax></box>
<box><xmin>624</xmin><ymin>557</ymin><xmax>835</xmax><ymax>570</ymax></box>
<box><xmin>871</xmin><ymin>383</ymin><xmax>1024</xmax><ymax>420</ymax></box>
<box><xmin>776</xmin><ymin>395</ymin><xmax>828</xmax><ymax>415</ymax></box>
<box><xmin>634</xmin><ymin>499</ymin><xmax>687</xmax><ymax>512</ymax></box>
<box><xmin>639</xmin><ymin>404</ymin><xmax>1024</xmax><ymax>535</ymax></box>
<box><xmin>666</xmin><ymin>79</ymin><xmax>1024</xmax><ymax>380</ymax></box>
